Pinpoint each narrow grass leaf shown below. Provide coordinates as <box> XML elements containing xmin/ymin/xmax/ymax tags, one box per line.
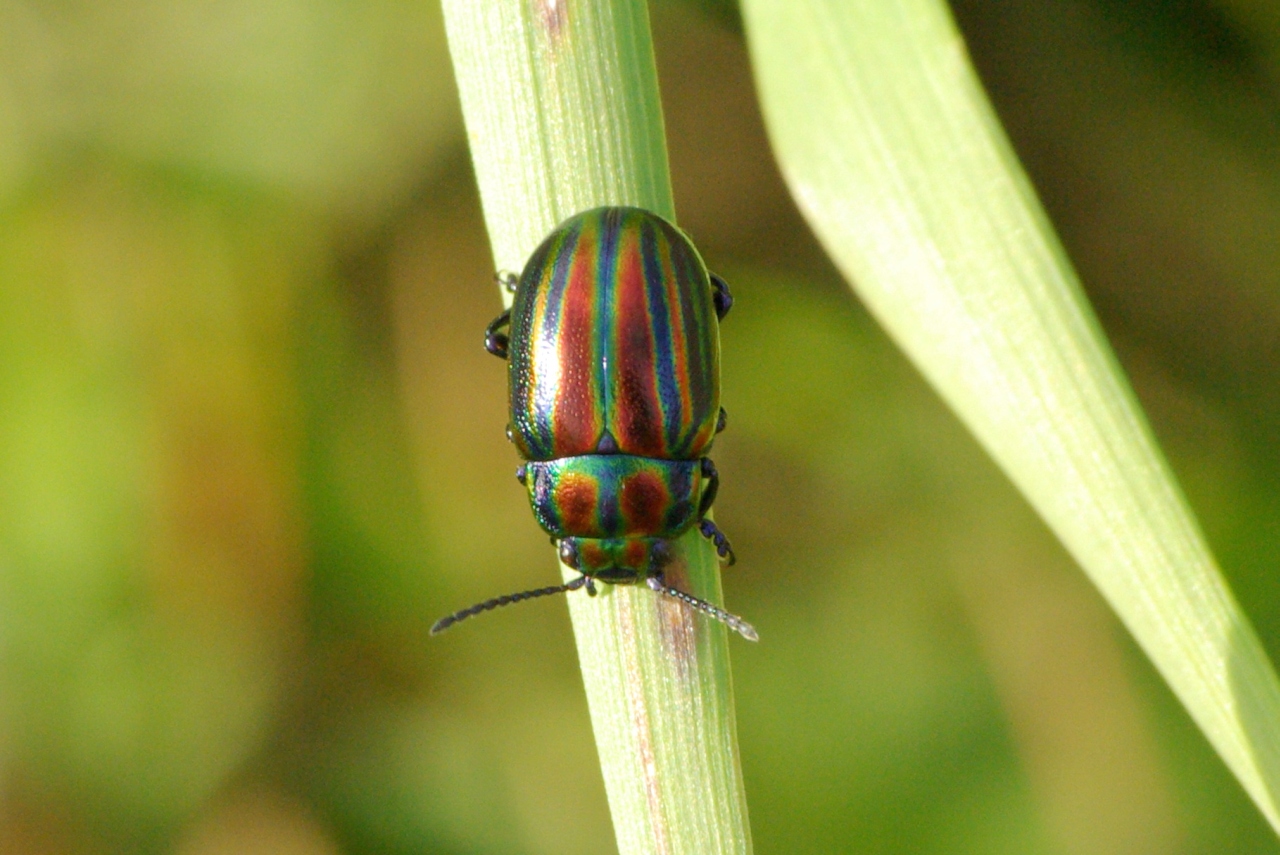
<box><xmin>741</xmin><ymin>0</ymin><xmax>1280</xmax><ymax>833</ymax></box>
<box><xmin>439</xmin><ymin>2</ymin><xmax>752</xmax><ymax>853</ymax></box>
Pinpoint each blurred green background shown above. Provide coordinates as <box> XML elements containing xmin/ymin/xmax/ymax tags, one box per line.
<box><xmin>2</xmin><ymin>0</ymin><xmax>1280</xmax><ymax>852</ymax></box>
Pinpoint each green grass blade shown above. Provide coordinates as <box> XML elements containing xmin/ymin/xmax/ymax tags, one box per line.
<box><xmin>741</xmin><ymin>0</ymin><xmax>1280</xmax><ymax>833</ymax></box>
<box><xmin>439</xmin><ymin>2</ymin><xmax>752</xmax><ymax>853</ymax></box>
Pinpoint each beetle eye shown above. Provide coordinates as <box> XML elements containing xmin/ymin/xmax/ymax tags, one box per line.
<box><xmin>559</xmin><ymin>539</ymin><xmax>581</xmax><ymax>570</ymax></box>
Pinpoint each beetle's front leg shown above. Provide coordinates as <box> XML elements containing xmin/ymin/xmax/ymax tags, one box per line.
<box><xmin>485</xmin><ymin>309</ymin><xmax>512</xmax><ymax>359</ymax></box>
<box><xmin>495</xmin><ymin>271</ymin><xmax>519</xmax><ymax>294</ymax></box>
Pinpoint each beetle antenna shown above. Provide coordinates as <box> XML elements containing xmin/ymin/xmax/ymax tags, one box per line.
<box><xmin>432</xmin><ymin>575</ymin><xmax>589</xmax><ymax>635</ymax></box>
<box><xmin>645</xmin><ymin>577</ymin><xmax>758</xmax><ymax>641</ymax></box>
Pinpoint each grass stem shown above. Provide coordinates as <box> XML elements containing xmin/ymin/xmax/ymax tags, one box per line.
<box><xmin>440</xmin><ymin>2</ymin><xmax>753</xmax><ymax>852</ymax></box>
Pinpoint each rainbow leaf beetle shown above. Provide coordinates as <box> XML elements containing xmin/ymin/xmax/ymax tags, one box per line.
<box><xmin>432</xmin><ymin>207</ymin><xmax>755</xmax><ymax>640</ymax></box>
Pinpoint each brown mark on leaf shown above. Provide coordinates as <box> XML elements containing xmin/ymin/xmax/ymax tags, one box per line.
<box><xmin>534</xmin><ymin>0</ymin><xmax>568</xmax><ymax>42</ymax></box>
<box><xmin>656</xmin><ymin>559</ymin><xmax>699</xmax><ymax>682</ymax></box>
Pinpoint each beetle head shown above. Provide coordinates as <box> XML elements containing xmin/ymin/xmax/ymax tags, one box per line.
<box><xmin>558</xmin><ymin>537</ymin><xmax>673</xmax><ymax>583</ymax></box>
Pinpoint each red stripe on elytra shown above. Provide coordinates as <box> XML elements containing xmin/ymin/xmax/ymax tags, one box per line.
<box><xmin>614</xmin><ymin>225</ymin><xmax>663</xmax><ymax>456</ymax></box>
<box><xmin>553</xmin><ymin>227</ymin><xmax>602</xmax><ymax>456</ymax></box>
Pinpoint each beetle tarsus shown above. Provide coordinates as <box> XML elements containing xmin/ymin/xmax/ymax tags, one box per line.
<box><xmin>431</xmin><ymin>575</ymin><xmax>590</xmax><ymax>635</ymax></box>
<box><xmin>646</xmin><ymin>574</ymin><xmax>756</xmax><ymax>641</ymax></box>
<box><xmin>715</xmin><ymin>407</ymin><xmax>727</xmax><ymax>434</ymax></box>
<box><xmin>698</xmin><ymin>518</ymin><xmax>736</xmax><ymax>566</ymax></box>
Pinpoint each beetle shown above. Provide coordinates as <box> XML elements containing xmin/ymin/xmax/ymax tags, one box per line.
<box><xmin>431</xmin><ymin>206</ymin><xmax>755</xmax><ymax>640</ymax></box>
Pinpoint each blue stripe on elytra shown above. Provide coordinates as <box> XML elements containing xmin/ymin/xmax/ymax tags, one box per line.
<box><xmin>640</xmin><ymin>218</ymin><xmax>681</xmax><ymax>452</ymax></box>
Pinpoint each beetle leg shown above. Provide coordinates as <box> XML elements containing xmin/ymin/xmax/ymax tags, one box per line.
<box><xmin>710</xmin><ymin>273</ymin><xmax>734</xmax><ymax>321</ymax></box>
<box><xmin>494</xmin><ymin>271</ymin><xmax>519</xmax><ymax>294</ymax></box>
<box><xmin>696</xmin><ymin>459</ymin><xmax>735</xmax><ymax>562</ymax></box>
<box><xmin>698</xmin><ymin>457</ymin><xmax>720</xmax><ymax>517</ymax></box>
<box><xmin>698</xmin><ymin>518</ymin><xmax>736</xmax><ymax>565</ymax></box>
<box><xmin>646</xmin><ymin>573</ymin><xmax>756</xmax><ymax>640</ymax></box>
<box><xmin>485</xmin><ymin>309</ymin><xmax>511</xmax><ymax>359</ymax></box>
<box><xmin>715</xmin><ymin>407</ymin><xmax>728</xmax><ymax>434</ymax></box>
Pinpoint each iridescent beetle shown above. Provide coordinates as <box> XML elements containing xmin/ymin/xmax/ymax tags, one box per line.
<box><xmin>432</xmin><ymin>207</ymin><xmax>755</xmax><ymax>640</ymax></box>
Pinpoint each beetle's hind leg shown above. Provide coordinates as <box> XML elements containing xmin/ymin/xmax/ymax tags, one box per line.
<box><xmin>696</xmin><ymin>458</ymin><xmax>735</xmax><ymax>565</ymax></box>
<box><xmin>485</xmin><ymin>309</ymin><xmax>512</xmax><ymax>359</ymax></box>
<box><xmin>710</xmin><ymin>273</ymin><xmax>734</xmax><ymax>321</ymax></box>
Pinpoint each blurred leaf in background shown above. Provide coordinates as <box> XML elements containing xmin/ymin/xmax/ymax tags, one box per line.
<box><xmin>0</xmin><ymin>0</ymin><xmax>1279</xmax><ymax>854</ymax></box>
<box><xmin>0</xmin><ymin>0</ymin><xmax>460</xmax><ymax>215</ymax></box>
<box><xmin>0</xmin><ymin>165</ymin><xmax>314</xmax><ymax>851</ymax></box>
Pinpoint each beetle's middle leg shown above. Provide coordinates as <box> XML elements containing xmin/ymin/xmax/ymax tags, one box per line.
<box><xmin>697</xmin><ymin>458</ymin><xmax>735</xmax><ymax>565</ymax></box>
<box><xmin>485</xmin><ymin>309</ymin><xmax>512</xmax><ymax>359</ymax></box>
